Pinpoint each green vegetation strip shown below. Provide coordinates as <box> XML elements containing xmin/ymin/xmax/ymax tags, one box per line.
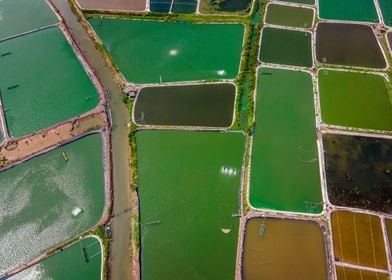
<box><xmin>0</xmin><ymin>0</ymin><xmax>59</xmax><ymax>40</ymax></box>
<box><xmin>136</xmin><ymin>130</ymin><xmax>245</xmax><ymax>280</ymax></box>
<box><xmin>9</xmin><ymin>237</ymin><xmax>102</xmax><ymax>280</ymax></box>
<box><xmin>88</xmin><ymin>18</ymin><xmax>244</xmax><ymax>83</ymax></box>
<box><xmin>249</xmin><ymin>68</ymin><xmax>322</xmax><ymax>213</ymax></box>
<box><xmin>0</xmin><ymin>134</ymin><xmax>105</xmax><ymax>275</ymax></box>
<box><xmin>0</xmin><ymin>27</ymin><xmax>99</xmax><ymax>137</ymax></box>
<box><xmin>318</xmin><ymin>70</ymin><xmax>392</xmax><ymax>131</ymax></box>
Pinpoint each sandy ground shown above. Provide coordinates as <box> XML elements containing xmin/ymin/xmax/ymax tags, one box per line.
<box><xmin>76</xmin><ymin>0</ymin><xmax>146</xmax><ymax>11</ymax></box>
<box><xmin>0</xmin><ymin>111</ymin><xmax>105</xmax><ymax>170</ymax></box>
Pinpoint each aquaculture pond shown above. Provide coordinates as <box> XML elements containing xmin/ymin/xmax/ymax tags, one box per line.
<box><xmin>378</xmin><ymin>0</ymin><xmax>392</xmax><ymax>27</ymax></box>
<box><xmin>331</xmin><ymin>211</ymin><xmax>388</xmax><ymax>270</ymax></box>
<box><xmin>316</xmin><ymin>23</ymin><xmax>386</xmax><ymax>69</ymax></box>
<box><xmin>150</xmin><ymin>0</ymin><xmax>196</xmax><ymax>13</ymax></box>
<box><xmin>388</xmin><ymin>32</ymin><xmax>392</xmax><ymax>52</ymax></box>
<box><xmin>9</xmin><ymin>237</ymin><xmax>102</xmax><ymax>280</ymax></box>
<box><xmin>89</xmin><ymin>19</ymin><xmax>244</xmax><ymax>83</ymax></box>
<box><xmin>134</xmin><ymin>83</ymin><xmax>236</xmax><ymax>127</ymax></box>
<box><xmin>136</xmin><ymin>130</ymin><xmax>245</xmax><ymax>280</ymax></box>
<box><xmin>318</xmin><ymin>0</ymin><xmax>378</xmax><ymax>22</ymax></box>
<box><xmin>386</xmin><ymin>219</ymin><xmax>392</xmax><ymax>252</ymax></box>
<box><xmin>259</xmin><ymin>27</ymin><xmax>312</xmax><ymax>67</ymax></box>
<box><xmin>0</xmin><ymin>27</ymin><xmax>99</xmax><ymax>138</ymax></box>
<box><xmin>200</xmin><ymin>0</ymin><xmax>252</xmax><ymax>14</ymax></box>
<box><xmin>318</xmin><ymin>70</ymin><xmax>392</xmax><ymax>131</ymax></box>
<box><xmin>0</xmin><ymin>0</ymin><xmax>59</xmax><ymax>40</ymax></box>
<box><xmin>265</xmin><ymin>4</ymin><xmax>314</xmax><ymax>28</ymax></box>
<box><xmin>282</xmin><ymin>0</ymin><xmax>314</xmax><ymax>4</ymax></box>
<box><xmin>0</xmin><ymin>134</ymin><xmax>105</xmax><ymax>275</ymax></box>
<box><xmin>249</xmin><ymin>68</ymin><xmax>322</xmax><ymax>213</ymax></box>
<box><xmin>323</xmin><ymin>134</ymin><xmax>392</xmax><ymax>214</ymax></box>
<box><xmin>77</xmin><ymin>0</ymin><xmax>146</xmax><ymax>11</ymax></box>
<box><xmin>242</xmin><ymin>218</ymin><xmax>328</xmax><ymax>280</ymax></box>
<box><xmin>335</xmin><ymin>266</ymin><xmax>390</xmax><ymax>280</ymax></box>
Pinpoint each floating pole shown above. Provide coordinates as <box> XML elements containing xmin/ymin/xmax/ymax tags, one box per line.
<box><xmin>62</xmin><ymin>151</ymin><xmax>69</xmax><ymax>161</ymax></box>
<box><xmin>142</xmin><ymin>220</ymin><xmax>161</xmax><ymax>227</ymax></box>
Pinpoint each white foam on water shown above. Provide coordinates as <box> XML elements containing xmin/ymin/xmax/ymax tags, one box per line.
<box><xmin>216</xmin><ymin>70</ymin><xmax>226</xmax><ymax>76</ymax></box>
<box><xmin>9</xmin><ymin>263</ymin><xmax>45</xmax><ymax>280</ymax></box>
<box><xmin>169</xmin><ymin>49</ymin><xmax>178</xmax><ymax>56</ymax></box>
<box><xmin>220</xmin><ymin>166</ymin><xmax>237</xmax><ymax>176</ymax></box>
<box><xmin>72</xmin><ymin>207</ymin><xmax>82</xmax><ymax>217</ymax></box>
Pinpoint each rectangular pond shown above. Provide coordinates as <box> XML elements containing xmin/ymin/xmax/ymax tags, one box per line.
<box><xmin>0</xmin><ymin>0</ymin><xmax>59</xmax><ymax>40</ymax></box>
<box><xmin>281</xmin><ymin>0</ymin><xmax>314</xmax><ymax>4</ymax></box>
<box><xmin>335</xmin><ymin>265</ymin><xmax>390</xmax><ymax>280</ymax></box>
<box><xmin>316</xmin><ymin>22</ymin><xmax>386</xmax><ymax>69</ymax></box>
<box><xmin>136</xmin><ymin>130</ymin><xmax>245</xmax><ymax>280</ymax></box>
<box><xmin>133</xmin><ymin>83</ymin><xmax>236</xmax><ymax>127</ymax></box>
<box><xmin>265</xmin><ymin>4</ymin><xmax>314</xmax><ymax>28</ymax></box>
<box><xmin>259</xmin><ymin>27</ymin><xmax>312</xmax><ymax>67</ymax></box>
<box><xmin>387</xmin><ymin>219</ymin><xmax>392</xmax><ymax>255</ymax></box>
<box><xmin>242</xmin><ymin>218</ymin><xmax>328</xmax><ymax>280</ymax></box>
<box><xmin>0</xmin><ymin>134</ymin><xmax>105</xmax><ymax>275</ymax></box>
<box><xmin>89</xmin><ymin>19</ymin><xmax>244</xmax><ymax>83</ymax></box>
<box><xmin>318</xmin><ymin>69</ymin><xmax>392</xmax><ymax>131</ymax></box>
<box><xmin>323</xmin><ymin>134</ymin><xmax>392</xmax><ymax>214</ymax></box>
<box><xmin>199</xmin><ymin>0</ymin><xmax>252</xmax><ymax>14</ymax></box>
<box><xmin>249</xmin><ymin>68</ymin><xmax>322</xmax><ymax>213</ymax></box>
<box><xmin>9</xmin><ymin>237</ymin><xmax>102</xmax><ymax>280</ymax></box>
<box><xmin>150</xmin><ymin>0</ymin><xmax>196</xmax><ymax>13</ymax></box>
<box><xmin>377</xmin><ymin>0</ymin><xmax>392</xmax><ymax>27</ymax></box>
<box><xmin>77</xmin><ymin>0</ymin><xmax>146</xmax><ymax>11</ymax></box>
<box><xmin>0</xmin><ymin>27</ymin><xmax>99</xmax><ymax>138</ymax></box>
<box><xmin>318</xmin><ymin>0</ymin><xmax>378</xmax><ymax>22</ymax></box>
<box><xmin>331</xmin><ymin>211</ymin><xmax>388</xmax><ymax>270</ymax></box>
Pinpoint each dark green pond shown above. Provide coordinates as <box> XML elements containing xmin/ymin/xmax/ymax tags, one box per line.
<box><xmin>316</xmin><ymin>23</ymin><xmax>386</xmax><ymax>69</ymax></box>
<box><xmin>378</xmin><ymin>0</ymin><xmax>392</xmax><ymax>27</ymax></box>
<box><xmin>134</xmin><ymin>83</ymin><xmax>235</xmax><ymax>127</ymax></box>
<box><xmin>0</xmin><ymin>134</ymin><xmax>105</xmax><ymax>275</ymax></box>
<box><xmin>9</xmin><ymin>237</ymin><xmax>101</xmax><ymax>280</ymax></box>
<box><xmin>323</xmin><ymin>134</ymin><xmax>392</xmax><ymax>214</ymax></box>
<box><xmin>259</xmin><ymin>27</ymin><xmax>313</xmax><ymax>67</ymax></box>
<box><xmin>265</xmin><ymin>4</ymin><xmax>314</xmax><ymax>28</ymax></box>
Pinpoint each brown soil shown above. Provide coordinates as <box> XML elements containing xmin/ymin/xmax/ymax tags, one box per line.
<box><xmin>76</xmin><ymin>0</ymin><xmax>146</xmax><ymax>11</ymax></box>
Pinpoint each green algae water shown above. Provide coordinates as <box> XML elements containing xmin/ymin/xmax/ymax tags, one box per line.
<box><xmin>319</xmin><ymin>0</ymin><xmax>378</xmax><ymax>22</ymax></box>
<box><xmin>318</xmin><ymin>70</ymin><xmax>392</xmax><ymax>131</ymax></box>
<box><xmin>249</xmin><ymin>68</ymin><xmax>322</xmax><ymax>213</ymax></box>
<box><xmin>242</xmin><ymin>218</ymin><xmax>328</xmax><ymax>280</ymax></box>
<box><xmin>9</xmin><ymin>237</ymin><xmax>101</xmax><ymax>280</ymax></box>
<box><xmin>0</xmin><ymin>27</ymin><xmax>98</xmax><ymax>138</ymax></box>
<box><xmin>134</xmin><ymin>83</ymin><xmax>236</xmax><ymax>127</ymax></box>
<box><xmin>0</xmin><ymin>134</ymin><xmax>105</xmax><ymax>275</ymax></box>
<box><xmin>265</xmin><ymin>4</ymin><xmax>314</xmax><ymax>28</ymax></box>
<box><xmin>282</xmin><ymin>0</ymin><xmax>314</xmax><ymax>4</ymax></box>
<box><xmin>89</xmin><ymin>19</ymin><xmax>244</xmax><ymax>83</ymax></box>
<box><xmin>136</xmin><ymin>130</ymin><xmax>245</xmax><ymax>280</ymax></box>
<box><xmin>0</xmin><ymin>0</ymin><xmax>59</xmax><ymax>40</ymax></box>
<box><xmin>259</xmin><ymin>27</ymin><xmax>312</xmax><ymax>67</ymax></box>
<box><xmin>379</xmin><ymin>0</ymin><xmax>392</xmax><ymax>27</ymax></box>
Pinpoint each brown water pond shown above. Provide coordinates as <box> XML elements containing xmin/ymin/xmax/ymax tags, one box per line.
<box><xmin>316</xmin><ymin>23</ymin><xmax>386</xmax><ymax>68</ymax></box>
<box><xmin>242</xmin><ymin>218</ymin><xmax>329</xmax><ymax>280</ymax></box>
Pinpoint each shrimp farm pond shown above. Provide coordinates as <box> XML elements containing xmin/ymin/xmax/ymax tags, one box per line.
<box><xmin>0</xmin><ymin>134</ymin><xmax>105</xmax><ymax>275</ymax></box>
<box><xmin>3</xmin><ymin>0</ymin><xmax>392</xmax><ymax>278</ymax></box>
<box><xmin>136</xmin><ymin>130</ymin><xmax>245</xmax><ymax>280</ymax></box>
<box><xmin>133</xmin><ymin>83</ymin><xmax>236</xmax><ymax>127</ymax></box>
